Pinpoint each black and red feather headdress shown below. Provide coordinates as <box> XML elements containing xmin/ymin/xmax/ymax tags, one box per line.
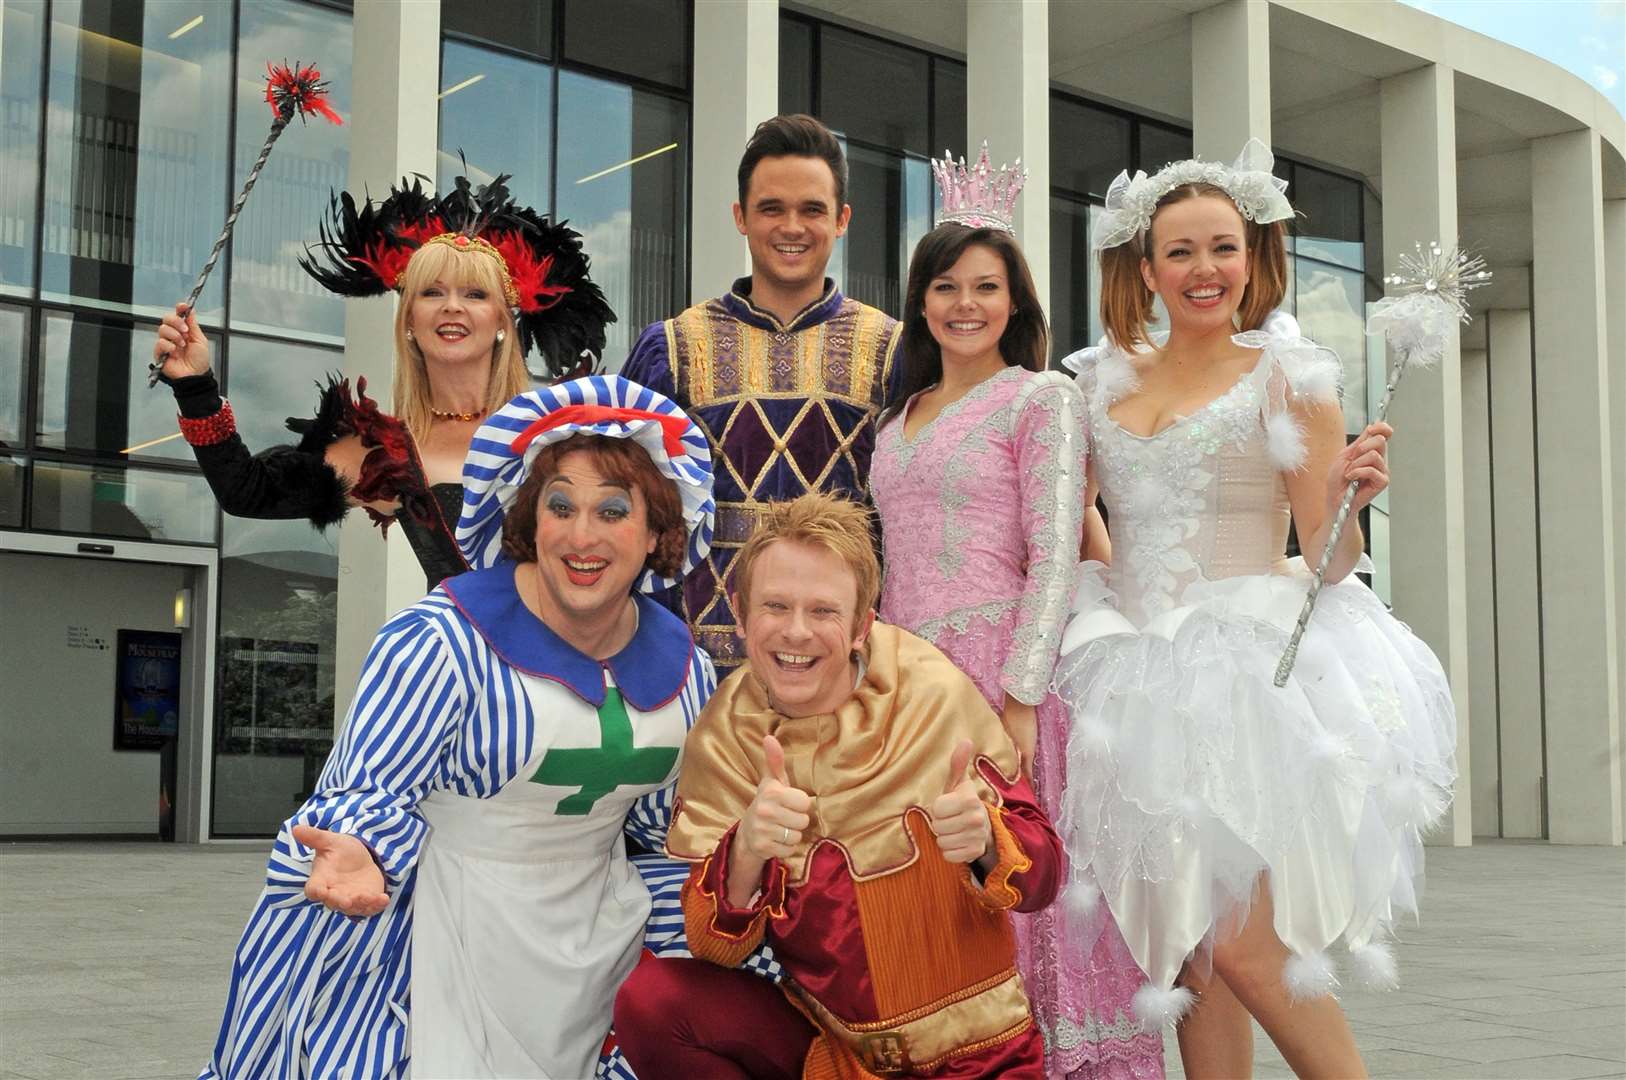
<box><xmin>298</xmin><ymin>173</ymin><xmax>615</xmax><ymax>379</ymax></box>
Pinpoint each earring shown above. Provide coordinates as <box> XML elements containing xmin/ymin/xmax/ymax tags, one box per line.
<box><xmin>404</xmin><ymin>328</ymin><xmax>414</xmax><ymax>341</ymax></box>
<box><xmin>495</xmin><ymin>329</ymin><xmax>506</xmax><ymax>345</ymax></box>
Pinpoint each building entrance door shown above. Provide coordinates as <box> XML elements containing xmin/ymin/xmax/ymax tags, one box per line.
<box><xmin>0</xmin><ymin>536</ymin><xmax>218</xmax><ymax>841</ymax></box>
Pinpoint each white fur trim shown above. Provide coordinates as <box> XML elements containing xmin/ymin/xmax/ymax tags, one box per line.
<box><xmin>1265</xmin><ymin>410</ymin><xmax>1308</xmax><ymax>472</ymax></box>
<box><xmin>1063</xmin><ymin>879</ymin><xmax>1101</xmax><ymax>920</ymax></box>
<box><xmin>1283</xmin><ymin>949</ymin><xmax>1339</xmax><ymax>1001</ymax></box>
<box><xmin>1291</xmin><ymin>356</ymin><xmax>1343</xmax><ymax>403</ymax></box>
<box><xmin>1094</xmin><ymin>351</ymin><xmax>1140</xmax><ymax>405</ymax></box>
<box><xmin>1348</xmin><ymin>941</ymin><xmax>1399</xmax><ymax>991</ymax></box>
<box><xmin>1132</xmin><ymin>983</ymin><xmax>1195</xmax><ymax>1028</ymax></box>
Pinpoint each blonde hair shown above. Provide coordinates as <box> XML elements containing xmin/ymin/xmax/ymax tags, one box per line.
<box><xmin>1098</xmin><ymin>183</ymin><xmax>1288</xmax><ymax>352</ymax></box>
<box><xmin>392</xmin><ymin>241</ymin><xmax>529</xmax><ymax>442</ymax></box>
<box><xmin>732</xmin><ymin>493</ymin><xmax>880</xmax><ymax>629</ymax></box>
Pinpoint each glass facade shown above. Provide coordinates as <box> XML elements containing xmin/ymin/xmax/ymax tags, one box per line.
<box><xmin>0</xmin><ymin>1</ymin><xmax>46</xmax><ymax>297</ymax></box>
<box><xmin>779</xmin><ymin>14</ymin><xmax>963</xmax><ymax>319</ymax></box>
<box><xmin>438</xmin><ymin>0</ymin><xmax>691</xmax><ymax>370</ymax></box>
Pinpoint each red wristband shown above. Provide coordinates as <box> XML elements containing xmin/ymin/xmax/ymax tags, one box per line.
<box><xmin>178</xmin><ymin>401</ymin><xmax>237</xmax><ymax>446</ymax></box>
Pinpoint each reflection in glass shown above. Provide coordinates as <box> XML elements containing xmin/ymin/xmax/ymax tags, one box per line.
<box><xmin>556</xmin><ymin>71</ymin><xmax>686</xmax><ymax>370</ymax></box>
<box><xmin>1294</xmin><ymin>260</ymin><xmax>1366</xmax><ymax>431</ymax></box>
<box><xmin>563</xmin><ymin>0</ymin><xmax>687</xmax><ymax>91</ymax></box>
<box><xmin>36</xmin><ymin>309</ymin><xmax>217</xmax><ymax>463</ymax></box>
<box><xmin>1049</xmin><ymin>196</ymin><xmax>1092</xmax><ymax>365</ymax></box>
<box><xmin>1138</xmin><ymin>124</ymin><xmax>1192</xmax><ymax>173</ymax></box>
<box><xmin>780</xmin><ymin>17</ymin><xmax>813</xmax><ymax>117</ymax></box>
<box><xmin>0</xmin><ymin>1</ymin><xmax>46</xmax><ymax>296</ymax></box>
<box><xmin>1292</xmin><ymin>163</ymin><xmax>1363</xmax><ymax>271</ymax></box>
<box><xmin>229</xmin><ymin>0</ymin><xmax>352</xmax><ymax>340</ymax></box>
<box><xmin>443</xmin><ymin>0</ymin><xmax>551</xmax><ymax>60</ymax></box>
<box><xmin>1051</xmin><ymin>97</ymin><xmax>1131</xmax><ymax>200</ymax></box>
<box><xmin>40</xmin><ymin>0</ymin><xmax>232</xmax><ymax>322</ymax></box>
<box><xmin>31</xmin><ymin>460</ymin><xmax>216</xmax><ymax>542</ymax></box>
<box><xmin>212</xmin><ymin>330</ymin><xmax>340</xmax><ymax>835</ymax></box>
<box><xmin>0</xmin><ymin>305</ymin><xmax>25</xmax><ymax>447</ymax></box>
<box><xmin>438</xmin><ymin>41</ymin><xmax>552</xmax><ymax>217</ymax></box>
<box><xmin>0</xmin><ymin>455</ymin><xmax>22</xmax><ymax>527</ymax></box>
<box><xmin>835</xmin><ymin>144</ymin><xmax>911</xmax><ymax>318</ymax></box>
<box><xmin>819</xmin><ymin>28</ymin><xmax>929</xmax><ymax>155</ymax></box>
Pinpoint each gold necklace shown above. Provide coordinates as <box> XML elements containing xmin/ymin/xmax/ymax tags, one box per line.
<box><xmin>429</xmin><ymin>405</ymin><xmax>485</xmax><ymax>422</ymax></box>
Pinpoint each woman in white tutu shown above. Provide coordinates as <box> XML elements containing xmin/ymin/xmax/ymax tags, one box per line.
<box><xmin>1055</xmin><ymin>140</ymin><xmax>1456</xmax><ymax>1078</ymax></box>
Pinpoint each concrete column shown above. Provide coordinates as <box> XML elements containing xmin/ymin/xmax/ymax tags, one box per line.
<box><xmin>689</xmin><ymin>0</ymin><xmax>778</xmax><ymax>303</ymax></box>
<box><xmin>1487</xmin><ymin>309</ymin><xmax>1544</xmax><ymax>838</ymax></box>
<box><xmin>1460</xmin><ymin>348</ymin><xmax>1497</xmax><ymax>836</ymax></box>
<box><xmin>1191</xmin><ymin>0</ymin><xmax>1271</xmax><ymax>161</ymax></box>
<box><xmin>332</xmin><ymin>0</ymin><xmax>441</xmax><ymax>724</ymax></box>
<box><xmin>1607</xmin><ymin>199</ymin><xmax>1626</xmax><ymax>841</ymax></box>
<box><xmin>1379</xmin><ymin>63</ymin><xmax>1471</xmax><ymax>844</ymax></box>
<box><xmin>967</xmin><ymin>0</ymin><xmax>1050</xmax><ymax>315</ymax></box>
<box><xmin>1531</xmin><ymin>130</ymin><xmax>1621</xmax><ymax>845</ymax></box>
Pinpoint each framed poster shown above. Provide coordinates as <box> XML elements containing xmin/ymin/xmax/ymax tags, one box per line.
<box><xmin>115</xmin><ymin>629</ymin><xmax>182</xmax><ymax>750</ymax></box>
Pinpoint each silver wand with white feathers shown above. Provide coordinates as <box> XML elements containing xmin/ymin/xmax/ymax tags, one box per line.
<box><xmin>1272</xmin><ymin>241</ymin><xmax>1490</xmax><ymax>688</ymax></box>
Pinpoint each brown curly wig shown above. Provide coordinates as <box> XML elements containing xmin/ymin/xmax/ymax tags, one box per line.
<box><xmin>500</xmin><ymin>434</ymin><xmax>687</xmax><ymax>580</ymax></box>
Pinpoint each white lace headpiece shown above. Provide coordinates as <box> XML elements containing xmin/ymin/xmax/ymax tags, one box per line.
<box><xmin>1093</xmin><ymin>138</ymin><xmax>1293</xmax><ymax>252</ymax></box>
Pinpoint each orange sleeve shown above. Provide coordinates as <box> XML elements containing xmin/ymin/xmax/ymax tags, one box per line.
<box><xmin>680</xmin><ymin>825</ymin><xmax>788</xmax><ymax>968</ymax></box>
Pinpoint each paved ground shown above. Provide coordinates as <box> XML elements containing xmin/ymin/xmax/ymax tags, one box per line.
<box><xmin>0</xmin><ymin>839</ymin><xmax>1620</xmax><ymax>1079</ymax></box>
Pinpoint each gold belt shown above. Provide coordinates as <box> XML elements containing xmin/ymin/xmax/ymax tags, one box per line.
<box><xmin>794</xmin><ymin>969</ymin><xmax>1033</xmax><ymax>1074</ymax></box>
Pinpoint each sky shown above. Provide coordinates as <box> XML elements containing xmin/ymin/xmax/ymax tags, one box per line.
<box><xmin>1398</xmin><ymin>0</ymin><xmax>1626</xmax><ymax>118</ymax></box>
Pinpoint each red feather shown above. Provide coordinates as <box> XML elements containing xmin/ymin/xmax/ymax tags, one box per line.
<box><xmin>265</xmin><ymin>62</ymin><xmax>344</xmax><ymax>126</ymax></box>
<box><xmin>495</xmin><ymin>231</ymin><xmax>572</xmax><ymax>312</ymax></box>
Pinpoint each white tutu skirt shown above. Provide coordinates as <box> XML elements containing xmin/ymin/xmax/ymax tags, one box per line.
<box><xmin>1053</xmin><ymin>559</ymin><xmax>1457</xmax><ymax>1015</ymax></box>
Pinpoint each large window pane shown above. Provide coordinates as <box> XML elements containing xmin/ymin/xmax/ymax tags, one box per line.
<box><xmin>35</xmin><ymin>309</ymin><xmax>217</xmax><ymax>463</ymax></box>
<box><xmin>932</xmin><ymin>59</ymin><xmax>966</xmax><ymax>162</ymax></box>
<box><xmin>1294</xmin><ymin>259</ymin><xmax>1366</xmax><ymax>432</ymax></box>
<box><xmin>40</xmin><ymin>0</ymin><xmax>232</xmax><ymax>322</ymax></box>
<box><xmin>0</xmin><ymin>455</ymin><xmax>22</xmax><ymax>527</ymax></box>
<box><xmin>1292</xmin><ymin>163</ymin><xmax>1363</xmax><ymax>270</ymax></box>
<box><xmin>780</xmin><ymin>17</ymin><xmax>813</xmax><ymax>117</ymax></box>
<box><xmin>563</xmin><ymin>0</ymin><xmax>687</xmax><ymax>91</ymax></box>
<box><xmin>1138</xmin><ymin>124</ymin><xmax>1192</xmax><ymax>172</ymax></box>
<box><xmin>443</xmin><ymin>0</ymin><xmax>552</xmax><ymax>60</ymax></box>
<box><xmin>1050</xmin><ymin>196</ymin><xmax>1092</xmax><ymax>363</ymax></box>
<box><xmin>556</xmin><ymin>72</ymin><xmax>687</xmax><ymax>370</ymax></box>
<box><xmin>438</xmin><ymin>41</ymin><xmax>552</xmax><ymax>216</ymax></box>
<box><xmin>0</xmin><ymin>1</ymin><xmax>46</xmax><ymax>297</ymax></box>
<box><xmin>819</xmin><ymin>28</ymin><xmax>928</xmax><ymax>155</ymax></box>
<box><xmin>31</xmin><ymin>460</ymin><xmax>216</xmax><ymax>542</ymax></box>
<box><xmin>835</xmin><ymin>145</ymin><xmax>906</xmax><ymax>317</ymax></box>
<box><xmin>212</xmin><ymin>334</ymin><xmax>341</xmax><ymax>838</ymax></box>
<box><xmin>229</xmin><ymin>0</ymin><xmax>352</xmax><ymax>340</ymax></box>
<box><xmin>0</xmin><ymin>305</ymin><xmax>26</xmax><ymax>447</ymax></box>
<box><xmin>1052</xmin><ymin>97</ymin><xmax>1131</xmax><ymax>200</ymax></box>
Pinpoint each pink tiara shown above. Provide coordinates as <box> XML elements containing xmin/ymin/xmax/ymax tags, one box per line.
<box><xmin>931</xmin><ymin>141</ymin><xmax>1027</xmax><ymax>233</ymax></box>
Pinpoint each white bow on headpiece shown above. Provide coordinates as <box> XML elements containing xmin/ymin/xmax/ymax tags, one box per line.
<box><xmin>1092</xmin><ymin>138</ymin><xmax>1293</xmax><ymax>252</ymax></box>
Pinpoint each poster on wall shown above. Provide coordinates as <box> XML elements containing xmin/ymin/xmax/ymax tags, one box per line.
<box><xmin>114</xmin><ymin>629</ymin><xmax>182</xmax><ymax>751</ymax></box>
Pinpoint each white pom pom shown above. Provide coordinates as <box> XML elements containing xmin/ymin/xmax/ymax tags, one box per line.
<box><xmin>1132</xmin><ymin>983</ymin><xmax>1196</xmax><ymax>1027</ymax></box>
<box><xmin>1063</xmin><ymin>880</ymin><xmax>1101</xmax><ymax>920</ymax></box>
<box><xmin>1348</xmin><ymin>941</ymin><xmax>1399</xmax><ymax>991</ymax></box>
<box><xmin>1283</xmin><ymin>950</ymin><xmax>1339</xmax><ymax>1001</ymax></box>
<box><xmin>1291</xmin><ymin>357</ymin><xmax>1343</xmax><ymax>403</ymax></box>
<box><xmin>1177</xmin><ymin>795</ymin><xmax>1207</xmax><ymax>824</ymax></box>
<box><xmin>1077</xmin><ymin>716</ymin><xmax>1113</xmax><ymax>753</ymax></box>
<box><xmin>1095</xmin><ymin>352</ymin><xmax>1140</xmax><ymax>404</ymax></box>
<box><xmin>1310</xmin><ymin>731</ymin><xmax>1348</xmax><ymax>764</ymax></box>
<box><xmin>1261</xmin><ymin>309</ymin><xmax>1301</xmax><ymax>339</ymax></box>
<box><xmin>1380</xmin><ymin>774</ymin><xmax>1448</xmax><ymax>827</ymax></box>
<box><xmin>1265</xmin><ymin>410</ymin><xmax>1308</xmax><ymax>472</ymax></box>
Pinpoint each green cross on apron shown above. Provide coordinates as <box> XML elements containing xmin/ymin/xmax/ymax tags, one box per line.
<box><xmin>530</xmin><ymin>686</ymin><xmax>679</xmax><ymax>815</ymax></box>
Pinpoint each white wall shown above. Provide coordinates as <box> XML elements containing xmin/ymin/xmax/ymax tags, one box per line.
<box><xmin>0</xmin><ymin>553</ymin><xmax>189</xmax><ymax>834</ymax></box>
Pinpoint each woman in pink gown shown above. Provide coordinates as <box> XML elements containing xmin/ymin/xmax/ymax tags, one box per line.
<box><xmin>870</xmin><ymin>208</ymin><xmax>1164</xmax><ymax>1078</ymax></box>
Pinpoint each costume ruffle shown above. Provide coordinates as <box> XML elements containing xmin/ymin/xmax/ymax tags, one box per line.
<box><xmin>1053</xmin><ymin>557</ymin><xmax>1457</xmax><ymax>1009</ymax></box>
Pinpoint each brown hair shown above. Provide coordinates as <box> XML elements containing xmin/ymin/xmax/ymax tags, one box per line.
<box><xmin>500</xmin><ymin>434</ymin><xmax>686</xmax><ymax>579</ymax></box>
<box><xmin>1098</xmin><ymin>183</ymin><xmax>1288</xmax><ymax>352</ymax></box>
<box><xmin>886</xmin><ymin>224</ymin><xmax>1049</xmax><ymax>422</ymax></box>
<box><xmin>736</xmin><ymin>114</ymin><xmax>848</xmax><ymax>209</ymax></box>
<box><xmin>393</xmin><ymin>241</ymin><xmax>530</xmax><ymax>443</ymax></box>
<box><xmin>731</xmin><ymin>493</ymin><xmax>879</xmax><ymax>630</ymax></box>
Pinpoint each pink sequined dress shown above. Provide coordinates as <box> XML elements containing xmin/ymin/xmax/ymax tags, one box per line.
<box><xmin>871</xmin><ymin>365</ymin><xmax>1164</xmax><ymax>1079</ymax></box>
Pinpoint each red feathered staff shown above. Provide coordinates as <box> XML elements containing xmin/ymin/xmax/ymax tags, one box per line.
<box><xmin>149</xmin><ymin>62</ymin><xmax>343</xmax><ymax>386</ymax></box>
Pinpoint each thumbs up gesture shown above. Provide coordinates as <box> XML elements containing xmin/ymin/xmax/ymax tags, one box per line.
<box><xmin>929</xmin><ymin>739</ymin><xmax>993</xmax><ymax>865</ymax></box>
<box><xmin>740</xmin><ymin>734</ymin><xmax>814</xmax><ymax>863</ymax></box>
<box><xmin>292</xmin><ymin>823</ymin><xmax>389</xmax><ymax>917</ymax></box>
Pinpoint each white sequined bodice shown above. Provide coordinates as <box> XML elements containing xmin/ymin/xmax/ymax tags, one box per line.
<box><xmin>1087</xmin><ymin>353</ymin><xmax>1291</xmax><ymax>624</ymax></box>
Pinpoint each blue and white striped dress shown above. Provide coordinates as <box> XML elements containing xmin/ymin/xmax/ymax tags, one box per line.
<box><xmin>201</xmin><ymin>564</ymin><xmax>714</xmax><ymax>1080</ymax></box>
